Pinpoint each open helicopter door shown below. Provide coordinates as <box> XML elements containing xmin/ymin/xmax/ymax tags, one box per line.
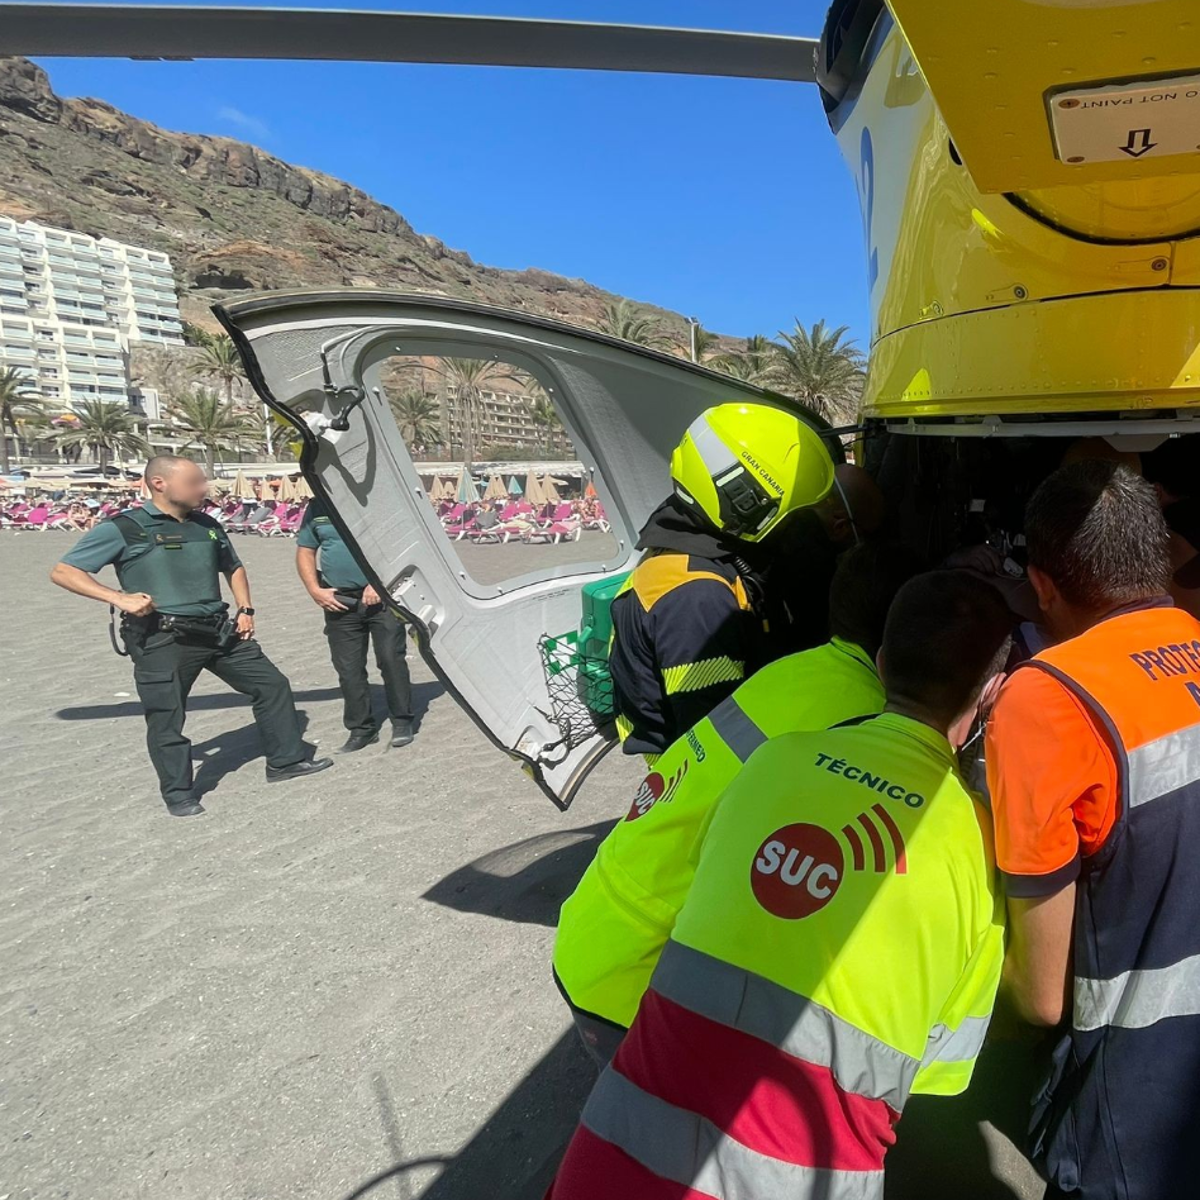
<box><xmin>217</xmin><ymin>292</ymin><xmax>834</xmax><ymax>809</ymax></box>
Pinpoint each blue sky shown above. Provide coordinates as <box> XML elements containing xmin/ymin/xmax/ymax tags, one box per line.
<box><xmin>33</xmin><ymin>0</ymin><xmax>871</xmax><ymax>345</ymax></box>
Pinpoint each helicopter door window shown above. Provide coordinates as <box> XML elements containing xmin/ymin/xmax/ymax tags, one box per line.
<box><xmin>374</xmin><ymin>351</ymin><xmax>622</xmax><ymax>589</ymax></box>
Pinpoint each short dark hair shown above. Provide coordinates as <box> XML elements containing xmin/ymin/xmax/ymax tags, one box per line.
<box><xmin>829</xmin><ymin>542</ymin><xmax>924</xmax><ymax>660</ymax></box>
<box><xmin>882</xmin><ymin>572</ymin><xmax>1013</xmax><ymax>724</ymax></box>
<box><xmin>144</xmin><ymin>454</ymin><xmax>190</xmax><ymax>482</ymax></box>
<box><xmin>1026</xmin><ymin>461</ymin><xmax>1170</xmax><ymax>610</ymax></box>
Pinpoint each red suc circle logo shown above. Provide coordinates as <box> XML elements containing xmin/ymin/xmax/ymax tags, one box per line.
<box><xmin>751</xmin><ymin>823</ymin><xmax>844</xmax><ymax>919</ymax></box>
<box><xmin>626</xmin><ymin>772</ymin><xmax>665</xmax><ymax>821</ymax></box>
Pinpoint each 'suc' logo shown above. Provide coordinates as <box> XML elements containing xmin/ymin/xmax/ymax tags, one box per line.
<box><xmin>625</xmin><ymin>760</ymin><xmax>688</xmax><ymax>821</ymax></box>
<box><xmin>751</xmin><ymin>823</ymin><xmax>844</xmax><ymax>920</ymax></box>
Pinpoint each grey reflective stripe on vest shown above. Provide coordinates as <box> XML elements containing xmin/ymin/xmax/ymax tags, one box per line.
<box><xmin>652</xmin><ymin>940</ymin><xmax>918</xmax><ymax>1110</ymax></box>
<box><xmin>1127</xmin><ymin>723</ymin><xmax>1200</xmax><ymax>810</ymax></box>
<box><xmin>707</xmin><ymin>696</ymin><xmax>768</xmax><ymax>763</ymax></box>
<box><xmin>582</xmin><ymin>1067</ymin><xmax>885</xmax><ymax>1200</ymax></box>
<box><xmin>1075</xmin><ymin>952</ymin><xmax>1200</xmax><ymax>1032</ymax></box>
<box><xmin>921</xmin><ymin>1015</ymin><xmax>992</xmax><ymax>1069</ymax></box>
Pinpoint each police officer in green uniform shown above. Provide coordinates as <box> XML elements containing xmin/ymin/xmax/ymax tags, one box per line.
<box><xmin>50</xmin><ymin>455</ymin><xmax>333</xmax><ymax>817</ymax></box>
<box><xmin>295</xmin><ymin>499</ymin><xmax>415</xmax><ymax>751</ymax></box>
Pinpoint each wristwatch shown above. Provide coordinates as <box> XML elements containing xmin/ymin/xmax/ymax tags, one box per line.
<box><xmin>237</xmin><ymin>606</ymin><xmax>256</xmax><ymax>616</ymax></box>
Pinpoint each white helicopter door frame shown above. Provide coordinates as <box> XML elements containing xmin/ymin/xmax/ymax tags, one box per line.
<box><xmin>217</xmin><ymin>291</ymin><xmax>835</xmax><ymax>808</ymax></box>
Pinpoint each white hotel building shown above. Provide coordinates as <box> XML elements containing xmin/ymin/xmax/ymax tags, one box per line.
<box><xmin>0</xmin><ymin>217</ymin><xmax>183</xmax><ymax>415</ymax></box>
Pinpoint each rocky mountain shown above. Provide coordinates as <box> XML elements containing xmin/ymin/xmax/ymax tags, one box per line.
<box><xmin>0</xmin><ymin>56</ymin><xmax>690</xmax><ymax>338</ymax></box>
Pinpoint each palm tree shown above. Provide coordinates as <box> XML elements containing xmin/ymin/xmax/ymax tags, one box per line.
<box><xmin>766</xmin><ymin>320</ymin><xmax>867</xmax><ymax>423</ymax></box>
<box><xmin>527</xmin><ymin>394</ymin><xmax>563</xmax><ymax>457</ymax></box>
<box><xmin>52</xmin><ymin>399</ymin><xmax>151</xmax><ymax>472</ymax></box>
<box><xmin>389</xmin><ymin>390</ymin><xmax>442</xmax><ymax>449</ymax></box>
<box><xmin>0</xmin><ymin>366</ymin><xmax>46</xmax><ymax>474</ymax></box>
<box><xmin>710</xmin><ymin>354</ymin><xmax>759</xmax><ymax>383</ymax></box>
<box><xmin>181</xmin><ymin>321</ymin><xmax>216</xmax><ymax>349</ymax></box>
<box><xmin>426</xmin><ymin>357</ymin><xmax>519</xmax><ymax>467</ymax></box>
<box><xmin>167</xmin><ymin>390</ymin><xmax>252</xmax><ymax>475</ymax></box>
<box><xmin>597</xmin><ymin>299</ymin><xmax>672</xmax><ymax>351</ymax></box>
<box><xmin>189</xmin><ymin>334</ymin><xmax>247</xmax><ymax>407</ymax></box>
<box><xmin>712</xmin><ymin>333</ymin><xmax>774</xmax><ymax>384</ymax></box>
<box><xmin>681</xmin><ymin>323</ymin><xmax>721</xmax><ymax>364</ymax></box>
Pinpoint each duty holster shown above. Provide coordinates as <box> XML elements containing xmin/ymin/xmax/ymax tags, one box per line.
<box><xmin>158</xmin><ymin>613</ymin><xmax>240</xmax><ymax>652</ymax></box>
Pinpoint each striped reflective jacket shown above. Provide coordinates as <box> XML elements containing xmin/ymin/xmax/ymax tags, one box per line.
<box><xmin>1021</xmin><ymin>606</ymin><xmax>1200</xmax><ymax>1199</ymax></box>
<box><xmin>554</xmin><ymin>638</ymin><xmax>884</xmax><ymax>1031</ymax></box>
<box><xmin>549</xmin><ymin>715</ymin><xmax>1004</xmax><ymax>1200</ymax></box>
<box><xmin>609</xmin><ymin>550</ymin><xmax>762</xmax><ymax>757</ymax></box>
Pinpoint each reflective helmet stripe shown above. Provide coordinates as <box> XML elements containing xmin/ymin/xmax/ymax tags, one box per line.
<box><xmin>685</xmin><ymin>412</ymin><xmax>740</xmax><ymax>479</ymax></box>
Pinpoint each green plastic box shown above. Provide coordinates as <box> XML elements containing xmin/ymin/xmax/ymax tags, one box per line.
<box><xmin>577</xmin><ymin>572</ymin><xmax>630</xmax><ymax>716</ymax></box>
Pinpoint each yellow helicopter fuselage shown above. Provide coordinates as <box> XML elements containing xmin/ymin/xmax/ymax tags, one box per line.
<box><xmin>823</xmin><ymin>0</ymin><xmax>1200</xmax><ymax>423</ymax></box>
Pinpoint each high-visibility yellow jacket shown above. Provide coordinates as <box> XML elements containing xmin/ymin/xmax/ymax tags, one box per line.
<box><xmin>550</xmin><ymin>715</ymin><xmax>1006</xmax><ymax>1200</ymax></box>
<box><xmin>554</xmin><ymin>637</ymin><xmax>885</xmax><ymax>1030</ymax></box>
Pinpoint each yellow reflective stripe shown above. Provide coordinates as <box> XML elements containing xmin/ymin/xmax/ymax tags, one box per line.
<box><xmin>662</xmin><ymin>656</ymin><xmax>744</xmax><ymax>696</ymax></box>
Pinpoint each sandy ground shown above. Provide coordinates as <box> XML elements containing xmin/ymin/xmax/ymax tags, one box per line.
<box><xmin>450</xmin><ymin>529</ymin><xmax>622</xmax><ymax>587</ymax></box>
<box><xmin>1</xmin><ymin>532</ymin><xmax>1046</xmax><ymax>1200</ymax></box>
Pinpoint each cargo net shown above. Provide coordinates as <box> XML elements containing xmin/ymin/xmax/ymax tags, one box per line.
<box><xmin>538</xmin><ymin>631</ymin><xmax>615</xmax><ymax>752</ymax></box>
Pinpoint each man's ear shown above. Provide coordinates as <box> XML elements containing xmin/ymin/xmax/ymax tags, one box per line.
<box><xmin>1027</xmin><ymin>564</ymin><xmax>1058</xmax><ymax>616</ymax></box>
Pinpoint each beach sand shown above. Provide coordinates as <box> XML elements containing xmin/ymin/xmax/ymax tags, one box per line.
<box><xmin>1</xmin><ymin>531</ymin><xmax>1044</xmax><ymax>1200</ymax></box>
<box><xmin>1</xmin><ymin>531</ymin><xmax>639</xmax><ymax>1200</ymax></box>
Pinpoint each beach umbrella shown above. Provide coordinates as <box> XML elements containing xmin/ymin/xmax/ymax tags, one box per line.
<box><xmin>457</xmin><ymin>470</ymin><xmax>480</xmax><ymax>503</ymax></box>
<box><xmin>430</xmin><ymin>477</ymin><xmax>448</xmax><ymax>502</ymax></box>
<box><xmin>508</xmin><ymin>476</ymin><xmax>523</xmax><ymax>496</ymax></box>
<box><xmin>523</xmin><ymin>471</ymin><xmax>544</xmax><ymax>506</ymax></box>
<box><xmin>541</xmin><ymin>476</ymin><xmax>561</xmax><ymax>505</ymax></box>
<box><xmin>138</xmin><ymin>476</ymin><xmax>152</xmax><ymax>499</ymax></box>
<box><xmin>293</xmin><ymin>474</ymin><xmax>314</xmax><ymax>500</ymax></box>
<box><xmin>483</xmin><ymin>473</ymin><xmax>507</xmax><ymax>501</ymax></box>
<box><xmin>585</xmin><ymin>480</ymin><xmax>598</xmax><ymax>499</ymax></box>
<box><xmin>277</xmin><ymin>474</ymin><xmax>297</xmax><ymax>503</ymax></box>
<box><xmin>231</xmin><ymin>469</ymin><xmax>258</xmax><ymax>501</ymax></box>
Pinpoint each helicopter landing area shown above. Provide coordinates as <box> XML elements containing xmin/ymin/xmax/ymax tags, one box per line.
<box><xmin>2</xmin><ymin>532</ymin><xmax>1045</xmax><ymax>1200</ymax></box>
<box><xmin>438</xmin><ymin>526</ymin><xmax>621</xmax><ymax>587</ymax></box>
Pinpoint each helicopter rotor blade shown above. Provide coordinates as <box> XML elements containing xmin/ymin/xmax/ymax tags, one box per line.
<box><xmin>0</xmin><ymin>4</ymin><xmax>820</xmax><ymax>82</ymax></box>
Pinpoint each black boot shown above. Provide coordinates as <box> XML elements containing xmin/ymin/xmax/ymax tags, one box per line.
<box><xmin>166</xmin><ymin>797</ymin><xmax>205</xmax><ymax>817</ymax></box>
<box><xmin>266</xmin><ymin>757</ymin><xmax>334</xmax><ymax>782</ymax></box>
<box><xmin>390</xmin><ymin>719</ymin><xmax>414</xmax><ymax>748</ymax></box>
<box><xmin>339</xmin><ymin>729</ymin><xmax>381</xmax><ymax>753</ymax></box>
